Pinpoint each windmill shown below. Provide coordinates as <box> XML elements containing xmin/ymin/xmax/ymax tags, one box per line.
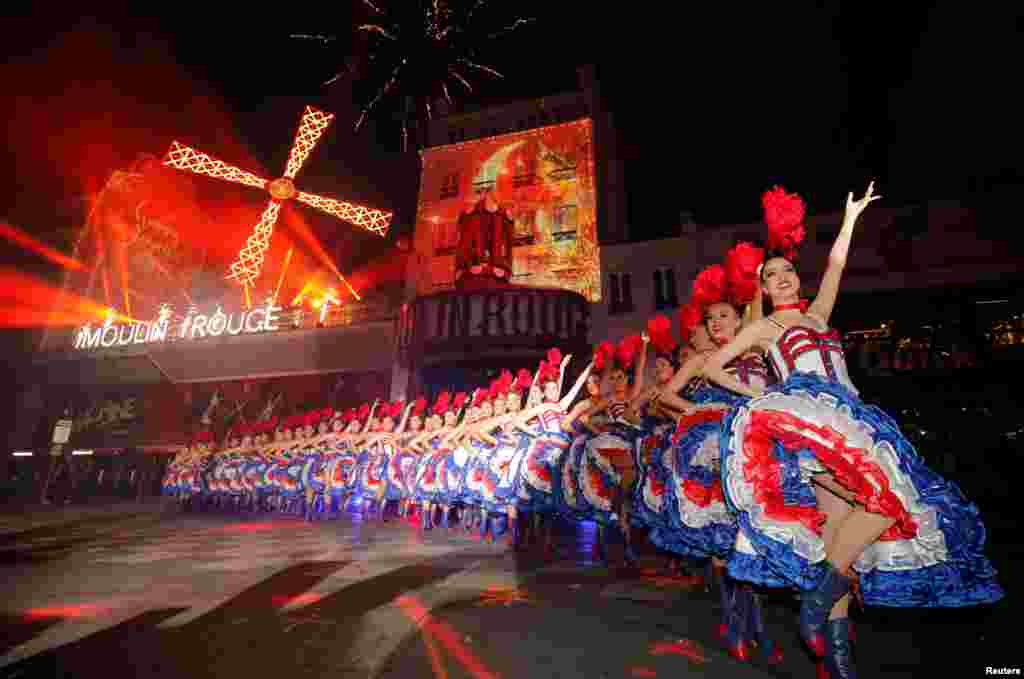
<box><xmin>163</xmin><ymin>106</ymin><xmax>392</xmax><ymax>305</ymax></box>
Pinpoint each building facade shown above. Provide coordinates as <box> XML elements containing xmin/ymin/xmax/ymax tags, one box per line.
<box><xmin>591</xmin><ymin>200</ymin><xmax>1024</xmax><ymax>377</ymax></box>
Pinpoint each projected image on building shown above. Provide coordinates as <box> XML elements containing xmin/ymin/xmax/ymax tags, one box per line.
<box><xmin>414</xmin><ymin>118</ymin><xmax>600</xmax><ymax>301</ymax></box>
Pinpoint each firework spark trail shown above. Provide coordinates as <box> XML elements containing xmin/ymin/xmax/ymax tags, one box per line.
<box><xmin>290</xmin><ymin>34</ymin><xmax>336</xmax><ymax>43</ymax></box>
<box><xmin>313</xmin><ymin>0</ymin><xmax>532</xmax><ymax>149</ymax></box>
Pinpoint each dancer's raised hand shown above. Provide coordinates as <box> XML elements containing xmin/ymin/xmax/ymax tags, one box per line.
<box><xmin>844</xmin><ymin>181</ymin><xmax>881</xmax><ymax>224</ymax></box>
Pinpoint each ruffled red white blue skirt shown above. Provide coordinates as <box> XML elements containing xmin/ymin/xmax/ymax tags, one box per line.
<box><xmin>663</xmin><ymin>405</ymin><xmax>739</xmax><ymax>560</ymax></box>
<box><xmin>720</xmin><ymin>372</ymin><xmax>1005</xmax><ymax>607</ymax></box>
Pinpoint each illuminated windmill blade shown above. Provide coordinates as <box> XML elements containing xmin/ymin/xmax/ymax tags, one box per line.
<box><xmin>295</xmin><ymin>191</ymin><xmax>392</xmax><ymax>237</ymax></box>
<box><xmin>227</xmin><ymin>201</ymin><xmax>283</xmax><ymax>287</ymax></box>
<box><xmin>163</xmin><ymin>142</ymin><xmax>268</xmax><ymax>190</ymax></box>
<box><xmin>283</xmin><ymin>107</ymin><xmax>335</xmax><ymax>180</ymax></box>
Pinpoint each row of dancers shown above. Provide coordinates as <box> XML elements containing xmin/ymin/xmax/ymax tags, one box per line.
<box><xmin>162</xmin><ymin>183</ymin><xmax>1004</xmax><ymax>678</ymax></box>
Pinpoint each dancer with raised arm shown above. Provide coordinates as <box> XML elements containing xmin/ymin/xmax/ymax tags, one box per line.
<box><xmin>575</xmin><ymin>334</ymin><xmax>647</xmax><ymax>566</ymax></box>
<box><xmin>512</xmin><ymin>350</ymin><xmax>593</xmax><ymax>556</ymax></box>
<box><xmin>706</xmin><ymin>183</ymin><xmax>1003</xmax><ymax>677</ymax></box>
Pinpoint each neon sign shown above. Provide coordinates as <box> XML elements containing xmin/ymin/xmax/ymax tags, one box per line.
<box><xmin>73</xmin><ymin>302</ymin><xmax>284</xmax><ymax>350</ymax></box>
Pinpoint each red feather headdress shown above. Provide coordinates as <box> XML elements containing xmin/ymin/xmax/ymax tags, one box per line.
<box><xmin>343</xmin><ymin>408</ymin><xmax>357</xmax><ymax>423</ymax></box>
<box><xmin>432</xmin><ymin>391</ymin><xmax>450</xmax><ymax>416</ymax></box>
<box><xmin>451</xmin><ymin>391</ymin><xmax>468</xmax><ymax>411</ymax></box>
<box><xmin>725</xmin><ymin>241</ymin><xmax>765</xmax><ymax>305</ymax></box>
<box><xmin>472</xmin><ymin>388</ymin><xmax>488</xmax><ymax>407</ymax></box>
<box><xmin>691</xmin><ymin>264</ymin><xmax>727</xmax><ymax>309</ymax></box>
<box><xmin>497</xmin><ymin>370</ymin><xmax>515</xmax><ymax>395</ymax></box>
<box><xmin>356</xmin><ymin>403</ymin><xmax>371</xmax><ymax>422</ymax></box>
<box><xmin>646</xmin><ymin>315</ymin><xmax>677</xmax><ymax>356</ymax></box>
<box><xmin>388</xmin><ymin>400</ymin><xmax>405</xmax><ymax>419</ymax></box>
<box><xmin>615</xmin><ymin>333</ymin><xmax>644</xmax><ymax>371</ymax></box>
<box><xmin>412</xmin><ymin>397</ymin><xmax>428</xmax><ymax>417</ymax></box>
<box><xmin>762</xmin><ymin>186</ymin><xmax>806</xmax><ymax>260</ymax></box>
<box><xmin>677</xmin><ymin>301</ymin><xmax>704</xmax><ymax>344</ymax></box>
<box><xmin>514</xmin><ymin>368</ymin><xmax>532</xmax><ymax>393</ymax></box>
<box><xmin>593</xmin><ymin>340</ymin><xmax>615</xmax><ymax>373</ymax></box>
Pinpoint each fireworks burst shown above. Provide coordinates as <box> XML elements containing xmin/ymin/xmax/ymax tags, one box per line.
<box><xmin>298</xmin><ymin>0</ymin><xmax>533</xmax><ymax>151</ymax></box>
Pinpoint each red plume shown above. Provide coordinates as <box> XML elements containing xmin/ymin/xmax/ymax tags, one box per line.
<box><xmin>763</xmin><ymin>186</ymin><xmax>806</xmax><ymax>258</ymax></box>
<box><xmin>615</xmin><ymin>333</ymin><xmax>643</xmax><ymax>370</ymax></box>
<box><xmin>473</xmin><ymin>388</ymin><xmax>488</xmax><ymax>407</ymax></box>
<box><xmin>725</xmin><ymin>241</ymin><xmax>765</xmax><ymax>304</ymax></box>
<box><xmin>433</xmin><ymin>391</ymin><xmax>450</xmax><ymax>416</ymax></box>
<box><xmin>452</xmin><ymin>391</ymin><xmax>468</xmax><ymax>410</ymax></box>
<box><xmin>498</xmin><ymin>370</ymin><xmax>514</xmax><ymax>394</ymax></box>
<box><xmin>647</xmin><ymin>315</ymin><xmax>677</xmax><ymax>354</ymax></box>
<box><xmin>357</xmin><ymin>403</ymin><xmax>370</xmax><ymax>421</ymax></box>
<box><xmin>594</xmin><ymin>341</ymin><xmax>615</xmax><ymax>372</ymax></box>
<box><xmin>691</xmin><ymin>264</ymin><xmax>727</xmax><ymax>308</ymax></box>
<box><xmin>343</xmin><ymin>408</ymin><xmax>357</xmax><ymax>423</ymax></box>
<box><xmin>412</xmin><ymin>397</ymin><xmax>428</xmax><ymax>417</ymax></box>
<box><xmin>515</xmin><ymin>368</ymin><xmax>532</xmax><ymax>392</ymax></box>
<box><xmin>389</xmin><ymin>400</ymin><xmax>405</xmax><ymax>419</ymax></box>
<box><xmin>546</xmin><ymin>347</ymin><xmax>563</xmax><ymax>370</ymax></box>
<box><xmin>678</xmin><ymin>301</ymin><xmax>703</xmax><ymax>343</ymax></box>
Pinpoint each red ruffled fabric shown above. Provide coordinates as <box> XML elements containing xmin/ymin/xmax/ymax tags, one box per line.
<box><xmin>744</xmin><ymin>410</ymin><xmax>918</xmax><ymax>540</ymax></box>
<box><xmin>682</xmin><ymin>478</ymin><xmax>724</xmax><ymax>507</ymax></box>
<box><xmin>671</xmin><ymin>409</ymin><xmax>727</xmax><ymax>445</ymax></box>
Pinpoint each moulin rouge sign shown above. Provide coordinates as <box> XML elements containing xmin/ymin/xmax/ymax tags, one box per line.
<box><xmin>73</xmin><ymin>302</ymin><xmax>287</xmax><ymax>351</ymax></box>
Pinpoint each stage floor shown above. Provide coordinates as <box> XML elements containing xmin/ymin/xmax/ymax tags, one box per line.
<box><xmin>0</xmin><ymin>505</ymin><xmax>1012</xmax><ymax>678</ymax></box>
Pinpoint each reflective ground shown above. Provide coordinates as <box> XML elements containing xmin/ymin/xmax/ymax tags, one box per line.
<box><xmin>0</xmin><ymin>503</ymin><xmax>1015</xmax><ymax>678</ymax></box>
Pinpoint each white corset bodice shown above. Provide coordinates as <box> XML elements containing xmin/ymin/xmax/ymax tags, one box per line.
<box><xmin>766</xmin><ymin>324</ymin><xmax>858</xmax><ymax>395</ymax></box>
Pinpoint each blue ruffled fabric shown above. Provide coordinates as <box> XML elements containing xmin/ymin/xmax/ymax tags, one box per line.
<box><xmin>519</xmin><ymin>431</ymin><xmax>572</xmax><ymax>512</ymax></box>
<box><xmin>721</xmin><ymin>371</ymin><xmax>1005</xmax><ymax>607</ymax></box>
<box><xmin>301</xmin><ymin>453</ymin><xmax>326</xmax><ymax>494</ymax></box>
<box><xmin>631</xmin><ymin>423</ymin><xmax>675</xmax><ymax>534</ymax></box>
<box><xmin>552</xmin><ymin>434</ymin><xmax>592</xmax><ymax>522</ymax></box>
<box><xmin>482</xmin><ymin>432</ymin><xmax>531</xmax><ymax>513</ymax></box>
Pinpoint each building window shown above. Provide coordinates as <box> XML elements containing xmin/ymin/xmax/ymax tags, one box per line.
<box><xmin>552</xmin><ymin>204</ymin><xmax>577</xmax><ymax>241</ymax></box>
<box><xmin>653</xmin><ymin>267</ymin><xmax>679</xmax><ymax>310</ymax></box>
<box><xmin>622</xmin><ymin>273</ymin><xmax>634</xmax><ymax>313</ymax></box>
<box><xmin>440</xmin><ymin>172</ymin><xmax>460</xmax><ymax>199</ymax></box>
<box><xmin>609</xmin><ymin>272</ymin><xmax>633</xmax><ymax>315</ymax></box>
<box><xmin>512</xmin><ymin>173</ymin><xmax>535</xmax><ymax>188</ymax></box>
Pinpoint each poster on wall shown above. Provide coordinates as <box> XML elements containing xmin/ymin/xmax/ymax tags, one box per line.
<box><xmin>58</xmin><ymin>388</ymin><xmax>149</xmax><ymax>449</ymax></box>
<box><xmin>415</xmin><ymin>118</ymin><xmax>600</xmax><ymax>301</ymax></box>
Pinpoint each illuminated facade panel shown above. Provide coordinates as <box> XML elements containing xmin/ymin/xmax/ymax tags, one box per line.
<box><xmin>415</xmin><ymin>119</ymin><xmax>600</xmax><ymax>301</ymax></box>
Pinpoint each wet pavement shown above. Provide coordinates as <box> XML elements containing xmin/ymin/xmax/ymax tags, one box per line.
<box><xmin>0</xmin><ymin>504</ymin><xmax>1016</xmax><ymax>678</ymax></box>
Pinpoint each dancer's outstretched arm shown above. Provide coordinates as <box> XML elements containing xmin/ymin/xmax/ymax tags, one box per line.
<box><xmin>703</xmin><ymin>321</ymin><xmax>773</xmax><ymax>399</ymax></box>
<box><xmin>807</xmin><ymin>182</ymin><xmax>880</xmax><ymax>324</ymax></box>
<box><xmin>628</xmin><ymin>335</ymin><xmax>650</xmax><ymax>401</ymax></box>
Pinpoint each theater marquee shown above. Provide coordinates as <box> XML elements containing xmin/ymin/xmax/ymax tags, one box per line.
<box><xmin>73</xmin><ymin>302</ymin><xmax>285</xmax><ymax>350</ymax></box>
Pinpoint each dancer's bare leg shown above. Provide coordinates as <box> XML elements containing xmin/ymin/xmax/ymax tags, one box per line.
<box><xmin>814</xmin><ymin>480</ymin><xmax>857</xmax><ymax>619</ymax></box>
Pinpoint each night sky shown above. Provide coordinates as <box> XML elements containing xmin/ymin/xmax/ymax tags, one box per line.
<box><xmin>1</xmin><ymin>5</ymin><xmax>1021</xmax><ymax>283</ymax></box>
